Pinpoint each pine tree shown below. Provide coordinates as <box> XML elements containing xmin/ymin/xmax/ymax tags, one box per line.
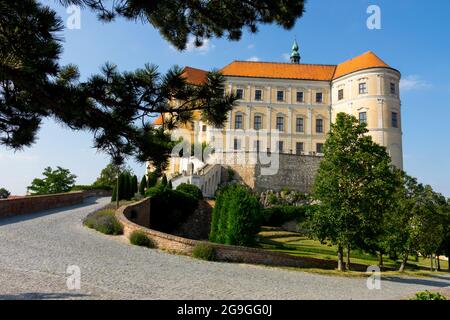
<box><xmin>111</xmin><ymin>185</ymin><xmax>117</xmax><ymax>202</ymax></box>
<box><xmin>118</xmin><ymin>173</ymin><xmax>126</xmax><ymax>201</ymax></box>
<box><xmin>139</xmin><ymin>175</ymin><xmax>147</xmax><ymax>195</ymax></box>
<box><xmin>160</xmin><ymin>174</ymin><xmax>168</xmax><ymax>189</ymax></box>
<box><xmin>131</xmin><ymin>175</ymin><xmax>138</xmax><ymax>196</ymax></box>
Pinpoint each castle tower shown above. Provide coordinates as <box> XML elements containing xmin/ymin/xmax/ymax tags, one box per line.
<box><xmin>331</xmin><ymin>51</ymin><xmax>403</xmax><ymax>169</ymax></box>
<box><xmin>290</xmin><ymin>40</ymin><xmax>301</xmax><ymax>64</ymax></box>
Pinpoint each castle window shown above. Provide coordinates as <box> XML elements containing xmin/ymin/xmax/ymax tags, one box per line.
<box><xmin>390</xmin><ymin>82</ymin><xmax>396</xmax><ymax>94</ymax></box>
<box><xmin>296</xmin><ymin>91</ymin><xmax>304</xmax><ymax>103</ymax></box>
<box><xmin>277</xmin><ymin>141</ymin><xmax>284</xmax><ymax>153</ymax></box>
<box><xmin>202</xmin><ymin>125</ymin><xmax>207</xmax><ymax>131</ymax></box>
<box><xmin>276</xmin><ymin>116</ymin><xmax>284</xmax><ymax>131</ymax></box>
<box><xmin>254</xmin><ymin>115</ymin><xmax>262</xmax><ymax>130</ymax></box>
<box><xmin>316</xmin><ymin>118</ymin><xmax>323</xmax><ymax>133</ymax></box>
<box><xmin>296</xmin><ymin>142</ymin><xmax>304</xmax><ymax>155</ymax></box>
<box><xmin>392</xmin><ymin>112</ymin><xmax>398</xmax><ymax>128</ymax></box>
<box><xmin>233</xmin><ymin>138</ymin><xmax>241</xmax><ymax>150</ymax></box>
<box><xmin>296</xmin><ymin>117</ymin><xmax>304</xmax><ymax>132</ymax></box>
<box><xmin>359</xmin><ymin>82</ymin><xmax>367</xmax><ymax>94</ymax></box>
<box><xmin>236</xmin><ymin>88</ymin><xmax>244</xmax><ymax>99</ymax></box>
<box><xmin>235</xmin><ymin>113</ymin><xmax>243</xmax><ymax>129</ymax></box>
<box><xmin>255</xmin><ymin>89</ymin><xmax>262</xmax><ymax>101</ymax></box>
<box><xmin>316</xmin><ymin>92</ymin><xmax>323</xmax><ymax>103</ymax></box>
<box><xmin>277</xmin><ymin>90</ymin><xmax>284</xmax><ymax>102</ymax></box>
<box><xmin>316</xmin><ymin>143</ymin><xmax>324</xmax><ymax>154</ymax></box>
<box><xmin>359</xmin><ymin>112</ymin><xmax>367</xmax><ymax>125</ymax></box>
<box><xmin>338</xmin><ymin>89</ymin><xmax>344</xmax><ymax>100</ymax></box>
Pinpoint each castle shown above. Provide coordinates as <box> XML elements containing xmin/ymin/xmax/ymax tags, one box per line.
<box><xmin>151</xmin><ymin>41</ymin><xmax>403</xmax><ymax>196</ymax></box>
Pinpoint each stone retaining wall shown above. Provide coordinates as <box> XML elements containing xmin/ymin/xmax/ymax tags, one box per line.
<box><xmin>116</xmin><ymin>198</ymin><xmax>368</xmax><ymax>271</ymax></box>
<box><xmin>0</xmin><ymin>190</ymin><xmax>112</xmax><ymax>218</ymax></box>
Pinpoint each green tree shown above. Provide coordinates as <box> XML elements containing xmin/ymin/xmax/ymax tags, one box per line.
<box><xmin>117</xmin><ymin>173</ymin><xmax>126</xmax><ymax>201</ymax></box>
<box><xmin>311</xmin><ymin>113</ymin><xmax>398</xmax><ymax>271</ymax></box>
<box><xmin>28</xmin><ymin>166</ymin><xmax>77</xmax><ymax>195</ymax></box>
<box><xmin>0</xmin><ymin>188</ymin><xmax>11</xmax><ymax>199</ymax></box>
<box><xmin>131</xmin><ymin>175</ymin><xmax>138</xmax><ymax>196</ymax></box>
<box><xmin>209</xmin><ymin>184</ymin><xmax>262</xmax><ymax>246</ymax></box>
<box><xmin>94</xmin><ymin>162</ymin><xmax>133</xmax><ymax>188</ymax></box>
<box><xmin>139</xmin><ymin>175</ymin><xmax>147</xmax><ymax>196</ymax></box>
<box><xmin>147</xmin><ymin>171</ymin><xmax>158</xmax><ymax>188</ymax></box>
<box><xmin>59</xmin><ymin>1</ymin><xmax>306</xmax><ymax>50</ymax></box>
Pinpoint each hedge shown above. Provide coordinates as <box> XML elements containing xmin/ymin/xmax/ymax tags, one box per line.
<box><xmin>176</xmin><ymin>183</ymin><xmax>203</xmax><ymax>201</ymax></box>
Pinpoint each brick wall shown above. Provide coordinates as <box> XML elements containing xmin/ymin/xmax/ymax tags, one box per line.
<box><xmin>0</xmin><ymin>190</ymin><xmax>112</xmax><ymax>218</ymax></box>
<box><xmin>0</xmin><ymin>192</ymin><xmax>84</xmax><ymax>218</ymax></box>
<box><xmin>116</xmin><ymin>199</ymin><xmax>367</xmax><ymax>271</ymax></box>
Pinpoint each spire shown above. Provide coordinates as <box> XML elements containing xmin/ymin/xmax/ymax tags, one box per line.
<box><xmin>290</xmin><ymin>39</ymin><xmax>300</xmax><ymax>64</ymax></box>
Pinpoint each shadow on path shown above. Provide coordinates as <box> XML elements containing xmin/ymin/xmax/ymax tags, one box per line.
<box><xmin>383</xmin><ymin>276</ymin><xmax>450</xmax><ymax>288</ymax></box>
<box><xmin>0</xmin><ymin>197</ymin><xmax>107</xmax><ymax>227</ymax></box>
<box><xmin>0</xmin><ymin>292</ymin><xmax>92</xmax><ymax>300</ymax></box>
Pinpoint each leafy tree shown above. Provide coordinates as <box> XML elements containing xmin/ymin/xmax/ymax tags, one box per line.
<box><xmin>27</xmin><ymin>166</ymin><xmax>77</xmax><ymax>195</ymax></box>
<box><xmin>139</xmin><ymin>175</ymin><xmax>147</xmax><ymax>196</ymax></box>
<box><xmin>58</xmin><ymin>0</ymin><xmax>306</xmax><ymax>50</ymax></box>
<box><xmin>311</xmin><ymin>113</ymin><xmax>399</xmax><ymax>271</ymax></box>
<box><xmin>94</xmin><ymin>162</ymin><xmax>133</xmax><ymax>188</ymax></box>
<box><xmin>0</xmin><ymin>188</ymin><xmax>11</xmax><ymax>199</ymax></box>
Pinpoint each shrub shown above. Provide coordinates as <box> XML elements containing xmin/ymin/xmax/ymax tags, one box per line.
<box><xmin>263</xmin><ymin>205</ymin><xmax>307</xmax><ymax>227</ymax></box>
<box><xmin>145</xmin><ymin>184</ymin><xmax>199</xmax><ymax>233</ymax></box>
<box><xmin>84</xmin><ymin>209</ymin><xmax>123</xmax><ymax>235</ymax></box>
<box><xmin>209</xmin><ymin>184</ymin><xmax>262</xmax><ymax>246</ymax></box>
<box><xmin>129</xmin><ymin>230</ymin><xmax>154</xmax><ymax>248</ymax></box>
<box><xmin>147</xmin><ymin>171</ymin><xmax>158</xmax><ymax>188</ymax></box>
<box><xmin>176</xmin><ymin>183</ymin><xmax>203</xmax><ymax>201</ymax></box>
<box><xmin>139</xmin><ymin>175</ymin><xmax>147</xmax><ymax>195</ymax></box>
<box><xmin>71</xmin><ymin>184</ymin><xmax>113</xmax><ymax>191</ymax></box>
<box><xmin>412</xmin><ymin>291</ymin><xmax>447</xmax><ymax>300</ymax></box>
<box><xmin>192</xmin><ymin>243</ymin><xmax>216</xmax><ymax>261</ymax></box>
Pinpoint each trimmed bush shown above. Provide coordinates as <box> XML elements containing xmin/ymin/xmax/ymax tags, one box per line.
<box><xmin>71</xmin><ymin>184</ymin><xmax>113</xmax><ymax>191</ymax></box>
<box><xmin>176</xmin><ymin>183</ymin><xmax>203</xmax><ymax>201</ymax></box>
<box><xmin>209</xmin><ymin>184</ymin><xmax>262</xmax><ymax>246</ymax></box>
<box><xmin>145</xmin><ymin>184</ymin><xmax>199</xmax><ymax>233</ymax></box>
<box><xmin>192</xmin><ymin>243</ymin><xmax>216</xmax><ymax>261</ymax></box>
<box><xmin>263</xmin><ymin>205</ymin><xmax>307</xmax><ymax>227</ymax></box>
<box><xmin>84</xmin><ymin>209</ymin><xmax>123</xmax><ymax>235</ymax></box>
<box><xmin>139</xmin><ymin>175</ymin><xmax>147</xmax><ymax>195</ymax></box>
<box><xmin>129</xmin><ymin>230</ymin><xmax>154</xmax><ymax>248</ymax></box>
<box><xmin>412</xmin><ymin>291</ymin><xmax>447</xmax><ymax>300</ymax></box>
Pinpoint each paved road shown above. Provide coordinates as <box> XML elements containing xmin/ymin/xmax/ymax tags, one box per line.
<box><xmin>0</xmin><ymin>197</ymin><xmax>449</xmax><ymax>300</ymax></box>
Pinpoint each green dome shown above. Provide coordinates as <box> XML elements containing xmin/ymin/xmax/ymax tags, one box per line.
<box><xmin>291</xmin><ymin>40</ymin><xmax>300</xmax><ymax>58</ymax></box>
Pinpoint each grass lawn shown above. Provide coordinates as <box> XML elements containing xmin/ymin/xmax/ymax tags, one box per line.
<box><xmin>257</xmin><ymin>227</ymin><xmax>449</xmax><ymax>277</ymax></box>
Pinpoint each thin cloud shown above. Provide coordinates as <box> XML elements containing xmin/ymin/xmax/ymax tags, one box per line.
<box><xmin>247</xmin><ymin>44</ymin><xmax>255</xmax><ymax>49</ymax></box>
<box><xmin>170</xmin><ymin>36</ymin><xmax>215</xmax><ymax>55</ymax></box>
<box><xmin>400</xmin><ymin>75</ymin><xmax>431</xmax><ymax>91</ymax></box>
<box><xmin>246</xmin><ymin>56</ymin><xmax>260</xmax><ymax>62</ymax></box>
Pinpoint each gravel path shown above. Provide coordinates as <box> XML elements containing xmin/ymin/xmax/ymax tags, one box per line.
<box><xmin>0</xmin><ymin>197</ymin><xmax>449</xmax><ymax>300</ymax></box>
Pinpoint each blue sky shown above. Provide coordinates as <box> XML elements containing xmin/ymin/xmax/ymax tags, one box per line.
<box><xmin>1</xmin><ymin>0</ymin><xmax>449</xmax><ymax>196</ymax></box>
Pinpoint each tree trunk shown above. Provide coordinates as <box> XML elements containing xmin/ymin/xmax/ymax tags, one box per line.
<box><xmin>437</xmin><ymin>255</ymin><xmax>441</xmax><ymax>271</ymax></box>
<box><xmin>116</xmin><ymin>168</ymin><xmax>120</xmax><ymax>209</ymax></box>
<box><xmin>346</xmin><ymin>245</ymin><xmax>351</xmax><ymax>271</ymax></box>
<box><xmin>337</xmin><ymin>245</ymin><xmax>344</xmax><ymax>271</ymax></box>
<box><xmin>379</xmin><ymin>252</ymin><xmax>383</xmax><ymax>268</ymax></box>
<box><xmin>399</xmin><ymin>254</ymin><xmax>408</xmax><ymax>272</ymax></box>
<box><xmin>430</xmin><ymin>254</ymin><xmax>434</xmax><ymax>272</ymax></box>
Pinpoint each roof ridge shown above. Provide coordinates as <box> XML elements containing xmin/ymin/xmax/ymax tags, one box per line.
<box><xmin>230</xmin><ymin>60</ymin><xmax>337</xmax><ymax>67</ymax></box>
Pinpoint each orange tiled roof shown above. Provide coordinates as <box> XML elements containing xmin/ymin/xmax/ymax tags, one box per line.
<box><xmin>181</xmin><ymin>66</ymin><xmax>208</xmax><ymax>85</ymax></box>
<box><xmin>153</xmin><ymin>115</ymin><xmax>164</xmax><ymax>125</ymax></box>
<box><xmin>181</xmin><ymin>51</ymin><xmax>394</xmax><ymax>84</ymax></box>
<box><xmin>333</xmin><ymin>51</ymin><xmax>391</xmax><ymax>79</ymax></box>
<box><xmin>221</xmin><ymin>61</ymin><xmax>336</xmax><ymax>81</ymax></box>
